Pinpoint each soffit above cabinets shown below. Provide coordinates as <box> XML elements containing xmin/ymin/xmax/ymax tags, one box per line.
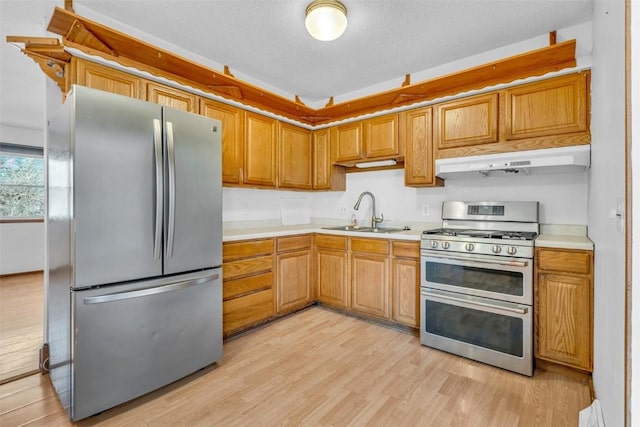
<box><xmin>14</xmin><ymin>6</ymin><xmax>578</xmax><ymax>126</ymax></box>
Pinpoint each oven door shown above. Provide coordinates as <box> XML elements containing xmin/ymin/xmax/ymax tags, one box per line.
<box><xmin>420</xmin><ymin>287</ymin><xmax>533</xmax><ymax>376</ymax></box>
<box><xmin>421</xmin><ymin>250</ymin><xmax>532</xmax><ymax>305</ymax></box>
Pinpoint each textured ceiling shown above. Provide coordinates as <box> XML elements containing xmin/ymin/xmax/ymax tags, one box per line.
<box><xmin>72</xmin><ymin>0</ymin><xmax>593</xmax><ymax>105</ymax></box>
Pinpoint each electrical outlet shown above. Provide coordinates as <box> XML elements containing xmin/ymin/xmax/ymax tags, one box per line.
<box><xmin>422</xmin><ymin>204</ymin><xmax>430</xmax><ymax>216</ymax></box>
<box><xmin>337</xmin><ymin>206</ymin><xmax>348</xmax><ymax>215</ymax></box>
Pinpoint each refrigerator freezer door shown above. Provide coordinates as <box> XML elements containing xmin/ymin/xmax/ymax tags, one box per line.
<box><xmin>71</xmin><ymin>268</ymin><xmax>222</xmax><ymax>421</ymax></box>
<box><xmin>163</xmin><ymin>108</ymin><xmax>222</xmax><ymax>274</ymax></box>
<box><xmin>73</xmin><ymin>87</ymin><xmax>163</xmax><ymax>288</ymax></box>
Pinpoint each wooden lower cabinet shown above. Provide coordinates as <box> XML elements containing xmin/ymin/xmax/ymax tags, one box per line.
<box><xmin>351</xmin><ymin>238</ymin><xmax>390</xmax><ymax>318</ymax></box>
<box><xmin>276</xmin><ymin>235</ymin><xmax>313</xmax><ymax>313</ymax></box>
<box><xmin>391</xmin><ymin>241</ymin><xmax>420</xmax><ymax>327</ymax></box>
<box><xmin>535</xmin><ymin>247</ymin><xmax>593</xmax><ymax>372</ymax></box>
<box><xmin>222</xmin><ymin>239</ymin><xmax>275</xmax><ymax>336</ymax></box>
<box><xmin>316</xmin><ymin>235</ymin><xmax>349</xmax><ymax>308</ymax></box>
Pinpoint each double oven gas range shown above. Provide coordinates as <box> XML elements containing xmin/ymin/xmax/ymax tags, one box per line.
<box><xmin>420</xmin><ymin>201</ymin><xmax>538</xmax><ymax>376</ymax></box>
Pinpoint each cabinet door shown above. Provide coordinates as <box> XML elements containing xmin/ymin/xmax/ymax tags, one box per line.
<box><xmin>316</xmin><ymin>248</ymin><xmax>349</xmax><ymax>308</ymax></box>
<box><xmin>313</xmin><ymin>129</ymin><xmax>345</xmax><ymax>191</ymax></box>
<box><xmin>147</xmin><ymin>82</ymin><xmax>198</xmax><ymax>113</ymax></box>
<box><xmin>537</xmin><ymin>272</ymin><xmax>592</xmax><ymax>370</ymax></box>
<box><xmin>200</xmin><ymin>100</ymin><xmax>244</xmax><ymax>185</ymax></box>
<box><xmin>403</xmin><ymin>107</ymin><xmax>441</xmax><ymax>187</ymax></box>
<box><xmin>391</xmin><ymin>257</ymin><xmax>420</xmax><ymax>327</ymax></box>
<box><xmin>332</xmin><ymin>122</ymin><xmax>363</xmax><ymax>162</ymax></box>
<box><xmin>435</xmin><ymin>93</ymin><xmax>499</xmax><ymax>150</ymax></box>
<box><xmin>505</xmin><ymin>73</ymin><xmax>588</xmax><ymax>140</ymax></box>
<box><xmin>351</xmin><ymin>253</ymin><xmax>389</xmax><ymax>318</ymax></box>
<box><xmin>74</xmin><ymin>59</ymin><xmax>144</xmax><ymax>99</ymax></box>
<box><xmin>278</xmin><ymin>123</ymin><xmax>312</xmax><ymax>190</ymax></box>
<box><xmin>363</xmin><ymin>114</ymin><xmax>399</xmax><ymax>158</ymax></box>
<box><xmin>244</xmin><ymin>112</ymin><xmax>277</xmax><ymax>187</ymax></box>
<box><xmin>277</xmin><ymin>250</ymin><xmax>312</xmax><ymax>313</ymax></box>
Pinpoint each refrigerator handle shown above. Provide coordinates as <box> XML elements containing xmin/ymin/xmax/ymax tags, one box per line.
<box><xmin>166</xmin><ymin>121</ymin><xmax>176</xmax><ymax>258</ymax></box>
<box><xmin>153</xmin><ymin>119</ymin><xmax>163</xmax><ymax>260</ymax></box>
<box><xmin>82</xmin><ymin>273</ymin><xmax>220</xmax><ymax>304</ymax></box>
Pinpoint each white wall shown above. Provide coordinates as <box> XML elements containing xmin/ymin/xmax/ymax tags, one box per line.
<box><xmin>0</xmin><ymin>222</ymin><xmax>44</xmax><ymax>274</ymax></box>
<box><xmin>589</xmin><ymin>0</ymin><xmax>627</xmax><ymax>425</ymax></box>
<box><xmin>223</xmin><ymin>169</ymin><xmax>589</xmax><ymax>226</ymax></box>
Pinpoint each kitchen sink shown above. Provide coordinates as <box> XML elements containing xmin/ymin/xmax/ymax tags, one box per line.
<box><xmin>364</xmin><ymin>227</ymin><xmax>405</xmax><ymax>233</ymax></box>
<box><xmin>321</xmin><ymin>225</ymin><xmax>373</xmax><ymax>232</ymax></box>
<box><xmin>321</xmin><ymin>226</ymin><xmax>405</xmax><ymax>233</ymax></box>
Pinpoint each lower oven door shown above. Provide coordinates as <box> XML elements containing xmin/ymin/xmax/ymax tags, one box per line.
<box><xmin>421</xmin><ymin>250</ymin><xmax>532</xmax><ymax>305</ymax></box>
<box><xmin>420</xmin><ymin>287</ymin><xmax>533</xmax><ymax>376</ymax></box>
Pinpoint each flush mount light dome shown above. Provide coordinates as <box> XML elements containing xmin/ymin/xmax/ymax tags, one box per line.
<box><xmin>305</xmin><ymin>0</ymin><xmax>348</xmax><ymax>41</ymax></box>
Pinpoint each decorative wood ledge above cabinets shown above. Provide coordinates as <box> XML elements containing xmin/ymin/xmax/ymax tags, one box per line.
<box><xmin>8</xmin><ymin>8</ymin><xmax>589</xmax><ymax>191</ymax></box>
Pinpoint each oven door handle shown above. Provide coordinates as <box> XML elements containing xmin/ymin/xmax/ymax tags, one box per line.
<box><xmin>421</xmin><ymin>252</ymin><xmax>529</xmax><ymax>267</ymax></box>
<box><xmin>421</xmin><ymin>288</ymin><xmax>529</xmax><ymax>315</ymax></box>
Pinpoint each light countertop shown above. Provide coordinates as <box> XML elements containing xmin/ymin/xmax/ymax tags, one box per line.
<box><xmin>223</xmin><ymin>223</ymin><xmax>423</xmax><ymax>242</ymax></box>
<box><xmin>223</xmin><ymin>221</ymin><xmax>594</xmax><ymax>250</ymax></box>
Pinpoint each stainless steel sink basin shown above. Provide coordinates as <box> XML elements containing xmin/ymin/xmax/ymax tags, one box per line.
<box><xmin>364</xmin><ymin>227</ymin><xmax>405</xmax><ymax>233</ymax></box>
<box><xmin>321</xmin><ymin>226</ymin><xmax>404</xmax><ymax>233</ymax></box>
<box><xmin>321</xmin><ymin>225</ymin><xmax>373</xmax><ymax>232</ymax></box>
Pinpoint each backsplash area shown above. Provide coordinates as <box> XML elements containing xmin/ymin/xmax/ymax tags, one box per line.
<box><xmin>222</xmin><ymin>168</ymin><xmax>588</xmax><ymax>225</ymax></box>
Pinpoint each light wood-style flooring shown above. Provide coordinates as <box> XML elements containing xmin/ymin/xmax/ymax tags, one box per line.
<box><xmin>0</xmin><ymin>272</ymin><xmax>43</xmax><ymax>384</ymax></box>
<box><xmin>0</xmin><ymin>306</ymin><xmax>591</xmax><ymax>426</ymax></box>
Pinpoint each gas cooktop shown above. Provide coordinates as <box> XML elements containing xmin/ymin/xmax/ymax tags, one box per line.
<box><xmin>422</xmin><ymin>228</ymin><xmax>538</xmax><ymax>241</ymax></box>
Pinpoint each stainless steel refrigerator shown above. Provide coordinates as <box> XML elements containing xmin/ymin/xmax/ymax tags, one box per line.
<box><xmin>47</xmin><ymin>85</ymin><xmax>223</xmax><ymax>421</ymax></box>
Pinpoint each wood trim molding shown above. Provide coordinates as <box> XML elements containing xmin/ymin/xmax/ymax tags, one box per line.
<box><xmin>24</xmin><ymin>7</ymin><xmax>579</xmax><ymax>126</ymax></box>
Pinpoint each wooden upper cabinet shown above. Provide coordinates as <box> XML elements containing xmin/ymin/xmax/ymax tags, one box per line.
<box><xmin>72</xmin><ymin>59</ymin><xmax>144</xmax><ymax>99</ymax></box>
<box><xmin>244</xmin><ymin>112</ymin><xmax>277</xmax><ymax>187</ymax></box>
<box><xmin>332</xmin><ymin>122</ymin><xmax>363</xmax><ymax>162</ymax></box>
<box><xmin>200</xmin><ymin>100</ymin><xmax>245</xmax><ymax>185</ymax></box>
<box><xmin>363</xmin><ymin>114</ymin><xmax>399</xmax><ymax>158</ymax></box>
<box><xmin>278</xmin><ymin>123</ymin><xmax>312</xmax><ymax>190</ymax></box>
<box><xmin>505</xmin><ymin>72</ymin><xmax>588</xmax><ymax>140</ymax></box>
<box><xmin>435</xmin><ymin>92</ymin><xmax>499</xmax><ymax>150</ymax></box>
<box><xmin>312</xmin><ymin>128</ymin><xmax>346</xmax><ymax>191</ymax></box>
<box><xmin>147</xmin><ymin>82</ymin><xmax>198</xmax><ymax>113</ymax></box>
<box><xmin>402</xmin><ymin>107</ymin><xmax>442</xmax><ymax>187</ymax></box>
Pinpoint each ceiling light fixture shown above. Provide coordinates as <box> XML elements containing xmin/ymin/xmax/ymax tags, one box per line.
<box><xmin>305</xmin><ymin>0</ymin><xmax>348</xmax><ymax>41</ymax></box>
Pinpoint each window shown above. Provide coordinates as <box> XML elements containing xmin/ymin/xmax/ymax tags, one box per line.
<box><xmin>0</xmin><ymin>144</ymin><xmax>45</xmax><ymax>219</ymax></box>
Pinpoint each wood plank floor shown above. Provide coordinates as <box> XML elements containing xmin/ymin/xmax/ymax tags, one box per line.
<box><xmin>0</xmin><ymin>272</ymin><xmax>43</xmax><ymax>384</ymax></box>
<box><xmin>0</xmin><ymin>306</ymin><xmax>591</xmax><ymax>426</ymax></box>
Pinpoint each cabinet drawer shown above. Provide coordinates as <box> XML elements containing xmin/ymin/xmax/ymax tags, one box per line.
<box><xmin>392</xmin><ymin>241</ymin><xmax>420</xmax><ymax>258</ymax></box>
<box><xmin>351</xmin><ymin>238</ymin><xmax>389</xmax><ymax>255</ymax></box>
<box><xmin>315</xmin><ymin>235</ymin><xmax>348</xmax><ymax>250</ymax></box>
<box><xmin>223</xmin><ymin>239</ymin><xmax>274</xmax><ymax>262</ymax></box>
<box><xmin>223</xmin><ymin>255</ymin><xmax>273</xmax><ymax>281</ymax></box>
<box><xmin>277</xmin><ymin>235</ymin><xmax>312</xmax><ymax>252</ymax></box>
<box><xmin>536</xmin><ymin>248</ymin><xmax>592</xmax><ymax>275</ymax></box>
<box><xmin>223</xmin><ymin>289</ymin><xmax>274</xmax><ymax>335</ymax></box>
<box><xmin>223</xmin><ymin>272</ymin><xmax>273</xmax><ymax>301</ymax></box>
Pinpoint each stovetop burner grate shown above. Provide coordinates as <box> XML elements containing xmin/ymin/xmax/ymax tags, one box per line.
<box><xmin>422</xmin><ymin>228</ymin><xmax>538</xmax><ymax>241</ymax></box>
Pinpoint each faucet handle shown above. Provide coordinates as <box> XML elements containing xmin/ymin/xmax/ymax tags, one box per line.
<box><xmin>373</xmin><ymin>213</ymin><xmax>384</xmax><ymax>224</ymax></box>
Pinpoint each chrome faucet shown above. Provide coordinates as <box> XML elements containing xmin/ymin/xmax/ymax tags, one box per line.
<box><xmin>353</xmin><ymin>191</ymin><xmax>383</xmax><ymax>229</ymax></box>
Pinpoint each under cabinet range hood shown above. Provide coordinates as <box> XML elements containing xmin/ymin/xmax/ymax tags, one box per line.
<box><xmin>435</xmin><ymin>145</ymin><xmax>591</xmax><ymax>179</ymax></box>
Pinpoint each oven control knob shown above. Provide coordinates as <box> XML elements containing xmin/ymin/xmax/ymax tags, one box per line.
<box><xmin>506</xmin><ymin>246</ymin><xmax>517</xmax><ymax>255</ymax></box>
<box><xmin>492</xmin><ymin>245</ymin><xmax>502</xmax><ymax>254</ymax></box>
<box><xmin>430</xmin><ymin>240</ymin><xmax>438</xmax><ymax>249</ymax></box>
<box><xmin>464</xmin><ymin>243</ymin><xmax>475</xmax><ymax>252</ymax></box>
<box><xmin>442</xmin><ymin>242</ymin><xmax>451</xmax><ymax>249</ymax></box>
